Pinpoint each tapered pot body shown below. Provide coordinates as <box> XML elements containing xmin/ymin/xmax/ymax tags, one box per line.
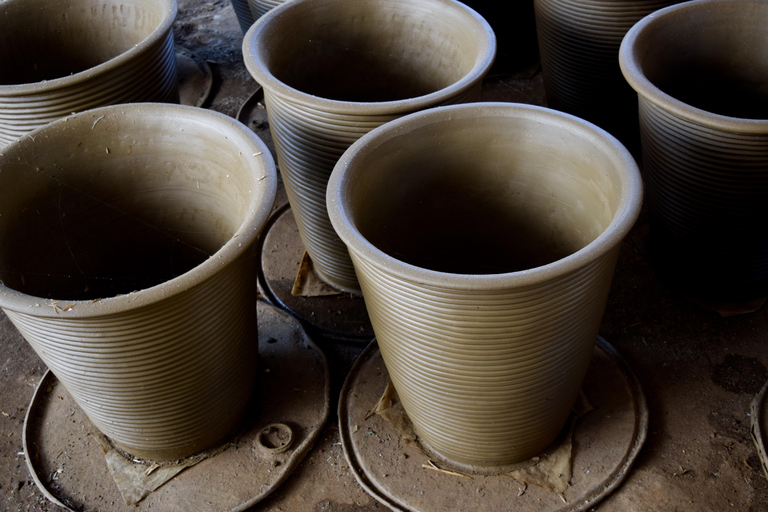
<box><xmin>0</xmin><ymin>0</ymin><xmax>179</xmax><ymax>149</ymax></box>
<box><xmin>231</xmin><ymin>0</ymin><xmax>256</xmax><ymax>33</ymax></box>
<box><xmin>534</xmin><ymin>0</ymin><xmax>681</xmax><ymax>151</ymax></box>
<box><xmin>243</xmin><ymin>0</ymin><xmax>495</xmax><ymax>294</ymax></box>
<box><xmin>328</xmin><ymin>103</ymin><xmax>642</xmax><ymax>467</ymax></box>
<box><xmin>620</xmin><ymin>0</ymin><xmax>768</xmax><ymax>301</ymax></box>
<box><xmin>247</xmin><ymin>0</ymin><xmax>286</xmax><ymax>21</ymax></box>
<box><xmin>0</xmin><ymin>104</ymin><xmax>277</xmax><ymax>460</ymax></box>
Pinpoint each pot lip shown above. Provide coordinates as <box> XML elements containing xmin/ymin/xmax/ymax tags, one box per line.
<box><xmin>619</xmin><ymin>0</ymin><xmax>768</xmax><ymax>134</ymax></box>
<box><xmin>0</xmin><ymin>103</ymin><xmax>278</xmax><ymax>317</ymax></box>
<box><xmin>241</xmin><ymin>0</ymin><xmax>496</xmax><ymax>116</ymax></box>
<box><xmin>327</xmin><ymin>102</ymin><xmax>643</xmax><ymax>290</ymax></box>
<box><xmin>0</xmin><ymin>0</ymin><xmax>178</xmax><ymax>95</ymax></box>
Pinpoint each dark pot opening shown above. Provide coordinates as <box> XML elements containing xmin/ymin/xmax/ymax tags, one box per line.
<box><xmin>344</xmin><ymin>111</ymin><xmax>624</xmax><ymax>275</ymax></box>
<box><xmin>257</xmin><ymin>0</ymin><xmax>486</xmax><ymax>102</ymax></box>
<box><xmin>0</xmin><ymin>113</ymin><xmax>257</xmax><ymax>301</ymax></box>
<box><xmin>0</xmin><ymin>0</ymin><xmax>168</xmax><ymax>85</ymax></box>
<box><xmin>633</xmin><ymin>1</ymin><xmax>768</xmax><ymax>119</ymax></box>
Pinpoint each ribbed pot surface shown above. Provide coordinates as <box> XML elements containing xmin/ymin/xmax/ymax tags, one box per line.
<box><xmin>621</xmin><ymin>0</ymin><xmax>768</xmax><ymax>300</ymax></box>
<box><xmin>328</xmin><ymin>103</ymin><xmax>642</xmax><ymax>467</ymax></box>
<box><xmin>231</xmin><ymin>0</ymin><xmax>256</xmax><ymax>33</ymax></box>
<box><xmin>248</xmin><ymin>0</ymin><xmax>286</xmax><ymax>20</ymax></box>
<box><xmin>534</xmin><ymin>0</ymin><xmax>680</xmax><ymax>148</ymax></box>
<box><xmin>243</xmin><ymin>0</ymin><xmax>495</xmax><ymax>293</ymax></box>
<box><xmin>0</xmin><ymin>104</ymin><xmax>277</xmax><ymax>460</ymax></box>
<box><xmin>0</xmin><ymin>0</ymin><xmax>179</xmax><ymax>149</ymax></box>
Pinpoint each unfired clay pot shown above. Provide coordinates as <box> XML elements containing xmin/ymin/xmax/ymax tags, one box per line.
<box><xmin>243</xmin><ymin>0</ymin><xmax>495</xmax><ymax>294</ymax></box>
<box><xmin>248</xmin><ymin>0</ymin><xmax>287</xmax><ymax>21</ymax></box>
<box><xmin>0</xmin><ymin>104</ymin><xmax>277</xmax><ymax>460</ymax></box>
<box><xmin>327</xmin><ymin>103</ymin><xmax>643</xmax><ymax>467</ymax></box>
<box><xmin>0</xmin><ymin>0</ymin><xmax>178</xmax><ymax>149</ymax></box>
<box><xmin>620</xmin><ymin>0</ymin><xmax>768</xmax><ymax>301</ymax></box>
<box><xmin>230</xmin><ymin>0</ymin><xmax>256</xmax><ymax>33</ymax></box>
<box><xmin>534</xmin><ymin>0</ymin><xmax>681</xmax><ymax>151</ymax></box>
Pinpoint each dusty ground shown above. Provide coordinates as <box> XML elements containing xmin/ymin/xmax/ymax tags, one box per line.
<box><xmin>2</xmin><ymin>1</ymin><xmax>768</xmax><ymax>511</ymax></box>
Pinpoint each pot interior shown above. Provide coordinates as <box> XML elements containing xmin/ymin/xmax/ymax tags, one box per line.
<box><xmin>257</xmin><ymin>0</ymin><xmax>486</xmax><ymax>102</ymax></box>
<box><xmin>0</xmin><ymin>110</ymin><xmax>260</xmax><ymax>301</ymax></box>
<box><xmin>0</xmin><ymin>0</ymin><xmax>169</xmax><ymax>85</ymax></box>
<box><xmin>345</xmin><ymin>112</ymin><xmax>626</xmax><ymax>275</ymax></box>
<box><xmin>633</xmin><ymin>1</ymin><xmax>768</xmax><ymax>119</ymax></box>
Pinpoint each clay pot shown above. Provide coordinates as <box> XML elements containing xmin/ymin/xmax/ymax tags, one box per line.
<box><xmin>230</xmin><ymin>0</ymin><xmax>256</xmax><ymax>33</ymax></box>
<box><xmin>0</xmin><ymin>104</ymin><xmax>277</xmax><ymax>460</ymax></box>
<box><xmin>534</xmin><ymin>0</ymin><xmax>681</xmax><ymax>151</ymax></box>
<box><xmin>0</xmin><ymin>0</ymin><xmax>178</xmax><ymax>149</ymax></box>
<box><xmin>327</xmin><ymin>103</ymin><xmax>642</xmax><ymax>467</ymax></box>
<box><xmin>248</xmin><ymin>0</ymin><xmax>286</xmax><ymax>21</ymax></box>
<box><xmin>243</xmin><ymin>0</ymin><xmax>495</xmax><ymax>294</ymax></box>
<box><xmin>620</xmin><ymin>0</ymin><xmax>768</xmax><ymax>301</ymax></box>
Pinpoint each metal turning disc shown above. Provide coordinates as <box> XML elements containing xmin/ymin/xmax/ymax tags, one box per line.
<box><xmin>23</xmin><ymin>301</ymin><xmax>330</xmax><ymax>512</ymax></box>
<box><xmin>175</xmin><ymin>46</ymin><xmax>213</xmax><ymax>108</ymax></box>
<box><xmin>237</xmin><ymin>87</ymin><xmax>278</xmax><ymax>164</ymax></box>
<box><xmin>750</xmin><ymin>380</ymin><xmax>768</xmax><ymax>480</ymax></box>
<box><xmin>258</xmin><ymin>204</ymin><xmax>375</xmax><ymax>343</ymax></box>
<box><xmin>339</xmin><ymin>337</ymin><xmax>649</xmax><ymax>512</ymax></box>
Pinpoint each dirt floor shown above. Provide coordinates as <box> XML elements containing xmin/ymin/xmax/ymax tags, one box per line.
<box><xmin>2</xmin><ymin>1</ymin><xmax>768</xmax><ymax>511</ymax></box>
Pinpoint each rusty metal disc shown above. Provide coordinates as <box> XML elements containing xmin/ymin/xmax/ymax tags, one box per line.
<box><xmin>339</xmin><ymin>337</ymin><xmax>648</xmax><ymax>512</ymax></box>
<box><xmin>23</xmin><ymin>301</ymin><xmax>330</xmax><ymax>512</ymax></box>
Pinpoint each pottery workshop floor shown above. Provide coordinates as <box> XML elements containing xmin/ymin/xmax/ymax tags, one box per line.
<box><xmin>2</xmin><ymin>1</ymin><xmax>768</xmax><ymax>511</ymax></box>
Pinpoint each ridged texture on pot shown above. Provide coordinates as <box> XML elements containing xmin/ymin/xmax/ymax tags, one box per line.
<box><xmin>231</xmin><ymin>0</ymin><xmax>256</xmax><ymax>33</ymax></box>
<box><xmin>638</xmin><ymin>98</ymin><xmax>768</xmax><ymax>297</ymax></box>
<box><xmin>534</xmin><ymin>0</ymin><xmax>680</xmax><ymax>147</ymax></box>
<box><xmin>351</xmin><ymin>248</ymin><xmax>619</xmax><ymax>465</ymax></box>
<box><xmin>243</xmin><ymin>0</ymin><xmax>495</xmax><ymax>294</ymax></box>
<box><xmin>264</xmin><ymin>86</ymin><xmax>482</xmax><ymax>292</ymax></box>
<box><xmin>247</xmin><ymin>0</ymin><xmax>286</xmax><ymax>20</ymax></box>
<box><xmin>4</xmin><ymin>254</ymin><xmax>257</xmax><ymax>460</ymax></box>
<box><xmin>621</xmin><ymin>0</ymin><xmax>768</xmax><ymax>300</ymax></box>
<box><xmin>0</xmin><ymin>0</ymin><xmax>179</xmax><ymax>149</ymax></box>
<box><xmin>328</xmin><ymin>103</ymin><xmax>643</xmax><ymax>467</ymax></box>
<box><xmin>0</xmin><ymin>104</ymin><xmax>277</xmax><ymax>460</ymax></box>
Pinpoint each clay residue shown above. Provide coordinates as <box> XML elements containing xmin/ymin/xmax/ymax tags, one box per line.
<box><xmin>291</xmin><ymin>252</ymin><xmax>344</xmax><ymax>297</ymax></box>
<box><xmin>363</xmin><ymin>381</ymin><xmax>417</xmax><ymax>444</ymax></box>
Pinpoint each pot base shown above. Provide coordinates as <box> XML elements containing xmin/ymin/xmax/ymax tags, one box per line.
<box><xmin>22</xmin><ymin>301</ymin><xmax>330</xmax><ymax>512</ymax></box>
<box><xmin>258</xmin><ymin>204</ymin><xmax>375</xmax><ymax>343</ymax></box>
<box><xmin>339</xmin><ymin>337</ymin><xmax>648</xmax><ymax>511</ymax></box>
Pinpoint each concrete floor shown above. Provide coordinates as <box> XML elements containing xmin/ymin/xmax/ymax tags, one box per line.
<box><xmin>2</xmin><ymin>1</ymin><xmax>768</xmax><ymax>511</ymax></box>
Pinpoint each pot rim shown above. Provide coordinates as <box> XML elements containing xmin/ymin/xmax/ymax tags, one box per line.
<box><xmin>242</xmin><ymin>0</ymin><xmax>496</xmax><ymax>116</ymax></box>
<box><xmin>619</xmin><ymin>0</ymin><xmax>768</xmax><ymax>134</ymax></box>
<box><xmin>327</xmin><ymin>102</ymin><xmax>643</xmax><ymax>290</ymax></box>
<box><xmin>0</xmin><ymin>103</ymin><xmax>277</xmax><ymax>317</ymax></box>
<box><xmin>0</xmin><ymin>0</ymin><xmax>178</xmax><ymax>95</ymax></box>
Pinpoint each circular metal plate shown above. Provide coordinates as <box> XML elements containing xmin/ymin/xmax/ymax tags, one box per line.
<box><xmin>751</xmin><ymin>380</ymin><xmax>768</xmax><ymax>480</ymax></box>
<box><xmin>339</xmin><ymin>337</ymin><xmax>648</xmax><ymax>512</ymax></box>
<box><xmin>258</xmin><ymin>205</ymin><xmax>375</xmax><ymax>343</ymax></box>
<box><xmin>23</xmin><ymin>301</ymin><xmax>330</xmax><ymax>512</ymax></box>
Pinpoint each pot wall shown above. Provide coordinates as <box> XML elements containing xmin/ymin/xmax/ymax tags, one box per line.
<box><xmin>243</xmin><ymin>0</ymin><xmax>495</xmax><ymax>294</ymax></box>
<box><xmin>231</xmin><ymin>0</ymin><xmax>256</xmax><ymax>33</ymax></box>
<box><xmin>328</xmin><ymin>103</ymin><xmax>642</xmax><ymax>467</ymax></box>
<box><xmin>534</xmin><ymin>0</ymin><xmax>682</xmax><ymax>151</ymax></box>
<box><xmin>0</xmin><ymin>104</ymin><xmax>277</xmax><ymax>460</ymax></box>
<box><xmin>620</xmin><ymin>0</ymin><xmax>768</xmax><ymax>301</ymax></box>
<box><xmin>0</xmin><ymin>0</ymin><xmax>179</xmax><ymax>149</ymax></box>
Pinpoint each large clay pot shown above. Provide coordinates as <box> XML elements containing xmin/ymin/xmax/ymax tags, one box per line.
<box><xmin>620</xmin><ymin>0</ymin><xmax>768</xmax><ymax>301</ymax></box>
<box><xmin>243</xmin><ymin>0</ymin><xmax>495</xmax><ymax>294</ymax></box>
<box><xmin>534</xmin><ymin>0</ymin><xmax>681</xmax><ymax>151</ymax></box>
<box><xmin>0</xmin><ymin>0</ymin><xmax>178</xmax><ymax>149</ymax></box>
<box><xmin>327</xmin><ymin>103</ymin><xmax>642</xmax><ymax>467</ymax></box>
<box><xmin>230</xmin><ymin>0</ymin><xmax>256</xmax><ymax>33</ymax></box>
<box><xmin>248</xmin><ymin>0</ymin><xmax>287</xmax><ymax>20</ymax></box>
<box><xmin>0</xmin><ymin>104</ymin><xmax>277</xmax><ymax>460</ymax></box>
